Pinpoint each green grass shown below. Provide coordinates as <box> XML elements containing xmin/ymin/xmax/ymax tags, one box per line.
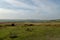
<box><xmin>0</xmin><ymin>25</ymin><xmax>60</xmax><ymax>40</ymax></box>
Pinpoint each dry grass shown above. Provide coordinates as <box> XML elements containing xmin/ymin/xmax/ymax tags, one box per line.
<box><xmin>0</xmin><ymin>22</ymin><xmax>60</xmax><ymax>40</ymax></box>
<box><xmin>0</xmin><ymin>22</ymin><xmax>60</xmax><ymax>27</ymax></box>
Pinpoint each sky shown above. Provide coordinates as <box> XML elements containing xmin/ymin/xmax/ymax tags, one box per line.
<box><xmin>0</xmin><ymin>0</ymin><xmax>60</xmax><ymax>20</ymax></box>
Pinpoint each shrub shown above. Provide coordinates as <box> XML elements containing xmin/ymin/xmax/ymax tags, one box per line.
<box><xmin>5</xmin><ymin>23</ymin><xmax>16</xmax><ymax>26</ymax></box>
<box><xmin>28</xmin><ymin>24</ymin><xmax>34</xmax><ymax>26</ymax></box>
<box><xmin>11</xmin><ymin>24</ymin><xmax>15</xmax><ymax>26</ymax></box>
<box><xmin>26</xmin><ymin>28</ymin><xmax>33</xmax><ymax>32</ymax></box>
<box><xmin>0</xmin><ymin>25</ymin><xmax>3</xmax><ymax>27</ymax></box>
<box><xmin>24</xmin><ymin>24</ymin><xmax>34</xmax><ymax>26</ymax></box>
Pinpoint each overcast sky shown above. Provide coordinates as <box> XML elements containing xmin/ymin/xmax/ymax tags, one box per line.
<box><xmin>0</xmin><ymin>0</ymin><xmax>60</xmax><ymax>20</ymax></box>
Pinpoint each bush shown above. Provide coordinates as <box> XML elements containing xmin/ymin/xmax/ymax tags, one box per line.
<box><xmin>24</xmin><ymin>24</ymin><xmax>34</xmax><ymax>26</ymax></box>
<box><xmin>28</xmin><ymin>24</ymin><xmax>34</xmax><ymax>26</ymax></box>
<box><xmin>5</xmin><ymin>23</ymin><xmax>16</xmax><ymax>26</ymax></box>
<box><xmin>11</xmin><ymin>24</ymin><xmax>15</xmax><ymax>26</ymax></box>
<box><xmin>26</xmin><ymin>28</ymin><xmax>33</xmax><ymax>32</ymax></box>
<box><xmin>0</xmin><ymin>25</ymin><xmax>3</xmax><ymax>27</ymax></box>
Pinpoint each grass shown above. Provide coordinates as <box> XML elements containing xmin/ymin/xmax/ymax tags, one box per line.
<box><xmin>0</xmin><ymin>23</ymin><xmax>60</xmax><ymax>40</ymax></box>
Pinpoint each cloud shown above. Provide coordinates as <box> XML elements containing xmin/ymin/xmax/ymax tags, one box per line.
<box><xmin>4</xmin><ymin>0</ymin><xmax>37</xmax><ymax>9</ymax></box>
<box><xmin>0</xmin><ymin>8</ymin><xmax>35</xmax><ymax>19</ymax></box>
<box><xmin>0</xmin><ymin>0</ymin><xmax>60</xmax><ymax>20</ymax></box>
<box><xmin>0</xmin><ymin>8</ymin><xmax>18</xmax><ymax>19</ymax></box>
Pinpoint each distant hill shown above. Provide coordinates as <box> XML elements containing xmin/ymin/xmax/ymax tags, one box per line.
<box><xmin>0</xmin><ymin>19</ymin><xmax>60</xmax><ymax>22</ymax></box>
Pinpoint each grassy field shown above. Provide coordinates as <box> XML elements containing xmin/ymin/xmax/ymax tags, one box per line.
<box><xmin>0</xmin><ymin>22</ymin><xmax>60</xmax><ymax>40</ymax></box>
